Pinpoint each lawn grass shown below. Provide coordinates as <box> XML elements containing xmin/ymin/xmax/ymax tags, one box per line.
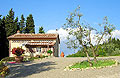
<box><xmin>69</xmin><ymin>59</ymin><xmax>116</xmax><ymax>69</ymax></box>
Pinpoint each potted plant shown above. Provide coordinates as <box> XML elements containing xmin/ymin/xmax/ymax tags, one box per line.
<box><xmin>47</xmin><ymin>50</ymin><xmax>53</xmax><ymax>56</ymax></box>
<box><xmin>12</xmin><ymin>47</ymin><xmax>25</xmax><ymax>63</ymax></box>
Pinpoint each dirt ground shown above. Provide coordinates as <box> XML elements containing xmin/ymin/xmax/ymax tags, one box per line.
<box><xmin>7</xmin><ymin>56</ymin><xmax>120</xmax><ymax>78</ymax></box>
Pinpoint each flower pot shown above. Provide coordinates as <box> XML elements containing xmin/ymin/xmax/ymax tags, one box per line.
<box><xmin>15</xmin><ymin>56</ymin><xmax>23</xmax><ymax>63</ymax></box>
<box><xmin>61</xmin><ymin>52</ymin><xmax>64</xmax><ymax>57</ymax></box>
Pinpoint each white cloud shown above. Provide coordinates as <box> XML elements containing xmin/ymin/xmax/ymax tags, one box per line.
<box><xmin>47</xmin><ymin>28</ymin><xmax>120</xmax><ymax>56</ymax></box>
<box><xmin>47</xmin><ymin>28</ymin><xmax>120</xmax><ymax>43</ymax></box>
<box><xmin>112</xmin><ymin>30</ymin><xmax>120</xmax><ymax>39</ymax></box>
<box><xmin>47</xmin><ymin>28</ymin><xmax>69</xmax><ymax>41</ymax></box>
<box><xmin>89</xmin><ymin>30</ymin><xmax>120</xmax><ymax>45</ymax></box>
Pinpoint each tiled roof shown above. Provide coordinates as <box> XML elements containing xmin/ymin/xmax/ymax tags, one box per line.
<box><xmin>8</xmin><ymin>33</ymin><xmax>58</xmax><ymax>39</ymax></box>
<box><xmin>26</xmin><ymin>41</ymin><xmax>56</xmax><ymax>46</ymax></box>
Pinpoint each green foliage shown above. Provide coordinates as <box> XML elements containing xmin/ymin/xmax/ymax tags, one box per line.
<box><xmin>14</xmin><ymin>17</ymin><xmax>19</xmax><ymax>31</ymax></box>
<box><xmin>63</xmin><ymin>6</ymin><xmax>93</xmax><ymax>65</ymax></box>
<box><xmin>23</xmin><ymin>55</ymin><xmax>48</xmax><ymax>61</ymax></box>
<box><xmin>63</xmin><ymin>6</ymin><xmax>83</xmax><ymax>50</ymax></box>
<box><xmin>23</xmin><ymin>57</ymin><xmax>38</xmax><ymax>61</ymax></box>
<box><xmin>39</xmin><ymin>26</ymin><xmax>45</xmax><ymax>33</ymax></box>
<box><xmin>0</xmin><ymin>61</ymin><xmax>10</xmax><ymax>77</ymax></box>
<box><xmin>0</xmin><ymin>8</ymin><xmax>37</xmax><ymax>60</ymax></box>
<box><xmin>69</xmin><ymin>59</ymin><xmax>116</xmax><ymax>69</ymax></box>
<box><xmin>47</xmin><ymin>50</ymin><xmax>53</xmax><ymax>55</ymax></box>
<box><xmin>1</xmin><ymin>8</ymin><xmax>19</xmax><ymax>59</ymax></box>
<box><xmin>67</xmin><ymin>50</ymin><xmax>86</xmax><ymax>57</ymax></box>
<box><xmin>67</xmin><ymin>38</ymin><xmax>120</xmax><ymax>57</ymax></box>
<box><xmin>98</xmin><ymin>38</ymin><xmax>120</xmax><ymax>56</ymax></box>
<box><xmin>0</xmin><ymin>16</ymin><xmax>8</xmax><ymax>60</ymax></box>
<box><xmin>19</xmin><ymin>14</ymin><xmax>25</xmax><ymax>33</ymax></box>
<box><xmin>5</xmin><ymin>8</ymin><xmax>19</xmax><ymax>37</ymax></box>
<box><xmin>1</xmin><ymin>56</ymin><xmax>48</xmax><ymax>62</ymax></box>
<box><xmin>63</xmin><ymin>6</ymin><xmax>115</xmax><ymax>63</ymax></box>
<box><xmin>1</xmin><ymin>57</ymin><xmax>15</xmax><ymax>61</ymax></box>
<box><xmin>25</xmin><ymin>14</ymin><xmax>35</xmax><ymax>33</ymax></box>
<box><xmin>0</xmin><ymin>61</ymin><xmax>5</xmax><ymax>69</ymax></box>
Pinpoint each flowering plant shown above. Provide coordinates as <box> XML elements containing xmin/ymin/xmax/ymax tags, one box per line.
<box><xmin>12</xmin><ymin>47</ymin><xmax>25</xmax><ymax>56</ymax></box>
<box><xmin>47</xmin><ymin>50</ymin><xmax>53</xmax><ymax>56</ymax></box>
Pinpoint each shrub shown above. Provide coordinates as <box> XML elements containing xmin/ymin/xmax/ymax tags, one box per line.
<box><xmin>111</xmin><ymin>48</ymin><xmax>120</xmax><ymax>56</ymax></box>
<box><xmin>66</xmin><ymin>51</ymin><xmax>86</xmax><ymax>57</ymax></box>
<box><xmin>44</xmin><ymin>55</ymin><xmax>48</xmax><ymax>57</ymax></box>
<box><xmin>1</xmin><ymin>57</ymin><xmax>15</xmax><ymax>61</ymax></box>
<box><xmin>0</xmin><ymin>61</ymin><xmax>10</xmax><ymax>77</ymax></box>
<box><xmin>47</xmin><ymin>50</ymin><xmax>53</xmax><ymax>55</ymax></box>
<box><xmin>23</xmin><ymin>57</ymin><xmax>34</xmax><ymax>61</ymax></box>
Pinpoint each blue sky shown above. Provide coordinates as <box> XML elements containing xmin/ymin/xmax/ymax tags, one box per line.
<box><xmin>0</xmin><ymin>0</ymin><xmax>120</xmax><ymax>56</ymax></box>
<box><xmin>0</xmin><ymin>0</ymin><xmax>120</xmax><ymax>32</ymax></box>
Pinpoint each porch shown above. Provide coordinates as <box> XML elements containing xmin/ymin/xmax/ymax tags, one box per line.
<box><xmin>24</xmin><ymin>41</ymin><xmax>55</xmax><ymax>57</ymax></box>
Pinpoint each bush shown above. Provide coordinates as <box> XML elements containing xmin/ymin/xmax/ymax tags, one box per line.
<box><xmin>66</xmin><ymin>38</ymin><xmax>120</xmax><ymax>57</ymax></box>
<box><xmin>1</xmin><ymin>57</ymin><xmax>15</xmax><ymax>61</ymax></box>
<box><xmin>66</xmin><ymin>51</ymin><xmax>86</xmax><ymax>57</ymax></box>
<box><xmin>0</xmin><ymin>61</ymin><xmax>10</xmax><ymax>77</ymax></box>
<box><xmin>23</xmin><ymin>55</ymin><xmax>48</xmax><ymax>62</ymax></box>
<box><xmin>111</xmin><ymin>48</ymin><xmax>120</xmax><ymax>56</ymax></box>
<box><xmin>47</xmin><ymin>50</ymin><xmax>53</xmax><ymax>55</ymax></box>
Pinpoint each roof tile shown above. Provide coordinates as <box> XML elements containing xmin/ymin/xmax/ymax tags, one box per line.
<box><xmin>8</xmin><ymin>33</ymin><xmax>58</xmax><ymax>39</ymax></box>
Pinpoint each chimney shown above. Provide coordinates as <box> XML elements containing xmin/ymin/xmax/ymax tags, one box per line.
<box><xmin>17</xmin><ymin>30</ymin><xmax>20</xmax><ymax>34</ymax></box>
<box><xmin>56</xmin><ymin>29</ymin><xmax>58</xmax><ymax>34</ymax></box>
<box><xmin>56</xmin><ymin>29</ymin><xmax>58</xmax><ymax>31</ymax></box>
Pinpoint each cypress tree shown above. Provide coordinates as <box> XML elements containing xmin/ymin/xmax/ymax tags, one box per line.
<box><xmin>5</xmin><ymin>8</ymin><xmax>18</xmax><ymax>37</ymax></box>
<box><xmin>19</xmin><ymin>14</ymin><xmax>25</xmax><ymax>33</ymax></box>
<box><xmin>1</xmin><ymin>8</ymin><xmax>19</xmax><ymax>59</ymax></box>
<box><xmin>14</xmin><ymin>17</ymin><xmax>19</xmax><ymax>32</ymax></box>
<box><xmin>39</xmin><ymin>26</ymin><xmax>45</xmax><ymax>33</ymax></box>
<box><xmin>0</xmin><ymin>16</ymin><xmax>8</xmax><ymax>60</ymax></box>
<box><xmin>25</xmin><ymin>14</ymin><xmax>35</xmax><ymax>33</ymax></box>
<box><xmin>0</xmin><ymin>15</ymin><xmax>3</xmax><ymax>60</ymax></box>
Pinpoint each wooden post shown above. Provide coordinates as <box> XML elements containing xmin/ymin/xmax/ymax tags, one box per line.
<box><xmin>47</xmin><ymin>42</ymin><xmax>49</xmax><ymax>50</ymax></box>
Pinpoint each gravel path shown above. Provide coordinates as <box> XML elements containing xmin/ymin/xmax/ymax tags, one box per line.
<box><xmin>7</xmin><ymin>56</ymin><xmax>120</xmax><ymax>78</ymax></box>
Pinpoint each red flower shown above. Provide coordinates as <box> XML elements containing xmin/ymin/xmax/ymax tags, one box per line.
<box><xmin>11</xmin><ymin>47</ymin><xmax>25</xmax><ymax>56</ymax></box>
<box><xmin>12</xmin><ymin>48</ymin><xmax>17</xmax><ymax>54</ymax></box>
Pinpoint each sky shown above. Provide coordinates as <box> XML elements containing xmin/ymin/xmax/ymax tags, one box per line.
<box><xmin>0</xmin><ymin>0</ymin><xmax>120</xmax><ymax>56</ymax></box>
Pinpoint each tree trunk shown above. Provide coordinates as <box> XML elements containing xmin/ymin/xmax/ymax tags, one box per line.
<box><xmin>89</xmin><ymin>30</ymin><xmax>97</xmax><ymax>63</ymax></box>
<box><xmin>81</xmin><ymin>43</ymin><xmax>93</xmax><ymax>67</ymax></box>
<box><xmin>92</xmin><ymin>50</ymin><xmax>97</xmax><ymax>63</ymax></box>
<box><xmin>85</xmin><ymin>51</ymin><xmax>93</xmax><ymax>67</ymax></box>
<box><xmin>91</xmin><ymin>46</ymin><xmax>97</xmax><ymax>63</ymax></box>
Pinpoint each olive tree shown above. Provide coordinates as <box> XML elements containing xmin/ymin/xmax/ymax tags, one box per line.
<box><xmin>63</xmin><ymin>6</ymin><xmax>115</xmax><ymax>65</ymax></box>
<box><xmin>63</xmin><ymin>7</ymin><xmax>93</xmax><ymax>66</ymax></box>
<box><xmin>88</xmin><ymin>16</ymin><xmax>115</xmax><ymax>63</ymax></box>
